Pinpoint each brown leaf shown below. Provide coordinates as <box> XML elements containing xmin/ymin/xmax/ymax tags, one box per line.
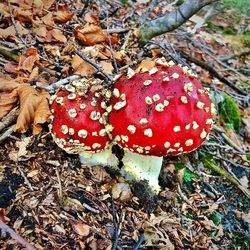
<box><xmin>99</xmin><ymin>61</ymin><xmax>114</xmax><ymax>74</ymax></box>
<box><xmin>0</xmin><ymin>208</ymin><xmax>10</xmax><ymax>224</ymax></box>
<box><xmin>53</xmin><ymin>4</ymin><xmax>74</xmax><ymax>23</ymax></box>
<box><xmin>4</xmin><ymin>62</ymin><xmax>18</xmax><ymax>75</ymax></box>
<box><xmin>83</xmin><ymin>12</ymin><xmax>100</xmax><ymax>24</ymax></box>
<box><xmin>74</xmin><ymin>24</ymin><xmax>118</xmax><ymax>45</ymax></box>
<box><xmin>136</xmin><ymin>59</ymin><xmax>156</xmax><ymax>73</ymax></box>
<box><xmin>18</xmin><ymin>47</ymin><xmax>39</xmax><ymax>73</ymax></box>
<box><xmin>13</xmin><ymin>85</ymin><xmax>51</xmax><ymax>134</ymax></box>
<box><xmin>0</xmin><ymin>77</ymin><xmax>19</xmax><ymax>119</ymax></box>
<box><xmin>0</xmin><ymin>22</ymin><xmax>29</xmax><ymax>40</ymax></box>
<box><xmin>35</xmin><ymin>26</ymin><xmax>67</xmax><ymax>43</ymax></box>
<box><xmin>72</xmin><ymin>221</ymin><xmax>91</xmax><ymax>237</ymax></box>
<box><xmin>71</xmin><ymin>55</ymin><xmax>96</xmax><ymax>77</ymax></box>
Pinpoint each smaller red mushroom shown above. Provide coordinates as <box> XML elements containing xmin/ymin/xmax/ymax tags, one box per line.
<box><xmin>49</xmin><ymin>78</ymin><xmax>118</xmax><ymax>167</ymax></box>
<box><xmin>109</xmin><ymin>58</ymin><xmax>214</xmax><ymax>191</ymax></box>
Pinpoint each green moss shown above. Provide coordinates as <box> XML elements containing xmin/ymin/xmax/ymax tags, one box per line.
<box><xmin>218</xmin><ymin>93</ymin><xmax>242</xmax><ymax>131</ymax></box>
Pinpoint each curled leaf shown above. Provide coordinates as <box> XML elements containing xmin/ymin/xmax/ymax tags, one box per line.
<box><xmin>74</xmin><ymin>24</ymin><xmax>118</xmax><ymax>45</ymax></box>
<box><xmin>13</xmin><ymin>85</ymin><xmax>51</xmax><ymax>134</ymax></box>
<box><xmin>0</xmin><ymin>77</ymin><xmax>19</xmax><ymax>119</ymax></box>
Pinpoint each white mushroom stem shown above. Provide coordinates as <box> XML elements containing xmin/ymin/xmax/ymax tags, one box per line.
<box><xmin>79</xmin><ymin>145</ymin><xmax>119</xmax><ymax>168</ymax></box>
<box><xmin>121</xmin><ymin>150</ymin><xmax>163</xmax><ymax>192</ymax></box>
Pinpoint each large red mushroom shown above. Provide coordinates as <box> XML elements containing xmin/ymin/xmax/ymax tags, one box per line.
<box><xmin>49</xmin><ymin>78</ymin><xmax>118</xmax><ymax>167</ymax></box>
<box><xmin>109</xmin><ymin>58</ymin><xmax>214</xmax><ymax>191</ymax></box>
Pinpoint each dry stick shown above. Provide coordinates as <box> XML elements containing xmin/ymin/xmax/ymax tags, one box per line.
<box><xmin>0</xmin><ymin>219</ymin><xmax>36</xmax><ymax>250</ymax></box>
<box><xmin>55</xmin><ymin>166</ymin><xmax>63</xmax><ymax>199</ymax></box>
<box><xmin>0</xmin><ymin>46</ymin><xmax>19</xmax><ymax>61</ymax></box>
<box><xmin>180</xmin><ymin>50</ymin><xmax>248</xmax><ymax>95</ymax></box>
<box><xmin>17</xmin><ymin>164</ymin><xmax>34</xmax><ymax>191</ymax></box>
<box><xmin>0</xmin><ymin>108</ymin><xmax>19</xmax><ymax>133</ymax></box>
<box><xmin>0</xmin><ymin>127</ymin><xmax>13</xmax><ymax>144</ymax></box>
<box><xmin>40</xmin><ymin>75</ymin><xmax>81</xmax><ymax>93</ymax></box>
<box><xmin>7</xmin><ymin>0</ymin><xmax>29</xmax><ymax>48</ymax></box>
<box><xmin>203</xmin><ymin>157</ymin><xmax>250</xmax><ymax>199</ymax></box>
<box><xmin>74</xmin><ymin>50</ymin><xmax>113</xmax><ymax>83</ymax></box>
<box><xmin>220</xmin><ymin>49</ymin><xmax>250</xmax><ymax>62</ymax></box>
<box><xmin>212</xmin><ymin>125</ymin><xmax>245</xmax><ymax>153</ymax></box>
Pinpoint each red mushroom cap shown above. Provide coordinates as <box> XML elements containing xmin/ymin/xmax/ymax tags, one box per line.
<box><xmin>109</xmin><ymin>59</ymin><xmax>214</xmax><ymax>156</ymax></box>
<box><xmin>50</xmin><ymin>79</ymin><xmax>110</xmax><ymax>154</ymax></box>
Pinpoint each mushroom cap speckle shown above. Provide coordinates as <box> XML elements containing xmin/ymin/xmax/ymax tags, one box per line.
<box><xmin>50</xmin><ymin>80</ymin><xmax>110</xmax><ymax>154</ymax></box>
<box><xmin>109</xmin><ymin>60</ymin><xmax>213</xmax><ymax>156</ymax></box>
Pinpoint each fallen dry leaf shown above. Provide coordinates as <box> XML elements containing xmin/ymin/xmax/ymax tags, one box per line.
<box><xmin>18</xmin><ymin>47</ymin><xmax>39</xmax><ymax>73</ymax></box>
<box><xmin>136</xmin><ymin>59</ymin><xmax>156</xmax><ymax>73</ymax></box>
<box><xmin>0</xmin><ymin>78</ymin><xmax>19</xmax><ymax>119</ymax></box>
<box><xmin>13</xmin><ymin>85</ymin><xmax>51</xmax><ymax>134</ymax></box>
<box><xmin>72</xmin><ymin>221</ymin><xmax>91</xmax><ymax>237</ymax></box>
<box><xmin>83</xmin><ymin>12</ymin><xmax>100</xmax><ymax>24</ymax></box>
<box><xmin>0</xmin><ymin>21</ymin><xmax>29</xmax><ymax>40</ymax></box>
<box><xmin>99</xmin><ymin>61</ymin><xmax>114</xmax><ymax>75</ymax></box>
<box><xmin>53</xmin><ymin>4</ymin><xmax>74</xmax><ymax>23</ymax></box>
<box><xmin>71</xmin><ymin>55</ymin><xmax>96</xmax><ymax>77</ymax></box>
<box><xmin>112</xmin><ymin>183</ymin><xmax>132</xmax><ymax>202</ymax></box>
<box><xmin>74</xmin><ymin>24</ymin><xmax>118</xmax><ymax>45</ymax></box>
<box><xmin>0</xmin><ymin>208</ymin><xmax>10</xmax><ymax>224</ymax></box>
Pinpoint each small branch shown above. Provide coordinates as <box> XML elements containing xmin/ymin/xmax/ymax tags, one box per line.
<box><xmin>0</xmin><ymin>219</ymin><xmax>36</xmax><ymax>250</ymax></box>
<box><xmin>220</xmin><ymin>49</ymin><xmax>250</xmax><ymax>62</ymax></box>
<box><xmin>180</xmin><ymin>50</ymin><xmax>247</xmax><ymax>95</ymax></box>
<box><xmin>0</xmin><ymin>127</ymin><xmax>14</xmax><ymax>144</ymax></box>
<box><xmin>204</xmin><ymin>157</ymin><xmax>250</xmax><ymax>199</ymax></box>
<box><xmin>74</xmin><ymin>50</ymin><xmax>113</xmax><ymax>83</ymax></box>
<box><xmin>38</xmin><ymin>75</ymin><xmax>81</xmax><ymax>93</ymax></box>
<box><xmin>133</xmin><ymin>233</ymin><xmax>145</xmax><ymax>250</ymax></box>
<box><xmin>7</xmin><ymin>0</ymin><xmax>29</xmax><ymax>47</ymax></box>
<box><xmin>212</xmin><ymin>125</ymin><xmax>245</xmax><ymax>153</ymax></box>
<box><xmin>55</xmin><ymin>166</ymin><xmax>63</xmax><ymax>199</ymax></box>
<box><xmin>0</xmin><ymin>46</ymin><xmax>19</xmax><ymax>62</ymax></box>
<box><xmin>139</xmin><ymin>0</ymin><xmax>216</xmax><ymax>44</ymax></box>
<box><xmin>17</xmin><ymin>164</ymin><xmax>34</xmax><ymax>191</ymax></box>
<box><xmin>0</xmin><ymin>108</ymin><xmax>19</xmax><ymax>133</ymax></box>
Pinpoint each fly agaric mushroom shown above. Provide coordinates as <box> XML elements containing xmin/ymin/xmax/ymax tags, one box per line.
<box><xmin>109</xmin><ymin>58</ymin><xmax>214</xmax><ymax>191</ymax></box>
<box><xmin>49</xmin><ymin>78</ymin><xmax>118</xmax><ymax>167</ymax></box>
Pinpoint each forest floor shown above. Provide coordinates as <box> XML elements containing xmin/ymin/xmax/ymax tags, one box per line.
<box><xmin>0</xmin><ymin>0</ymin><xmax>249</xmax><ymax>249</ymax></box>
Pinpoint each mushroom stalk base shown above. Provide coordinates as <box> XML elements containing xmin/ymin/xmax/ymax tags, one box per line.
<box><xmin>79</xmin><ymin>146</ymin><xmax>119</xmax><ymax>168</ymax></box>
<box><xmin>121</xmin><ymin>150</ymin><xmax>163</xmax><ymax>192</ymax></box>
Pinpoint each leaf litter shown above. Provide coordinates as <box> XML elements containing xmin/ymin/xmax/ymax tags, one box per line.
<box><xmin>0</xmin><ymin>0</ymin><xmax>249</xmax><ymax>249</ymax></box>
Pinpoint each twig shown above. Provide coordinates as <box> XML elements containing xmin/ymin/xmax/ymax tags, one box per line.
<box><xmin>106</xmin><ymin>10</ymin><xmax>118</xmax><ymax>74</ymax></box>
<box><xmin>203</xmin><ymin>157</ymin><xmax>250</xmax><ymax>199</ymax></box>
<box><xmin>7</xmin><ymin>0</ymin><xmax>29</xmax><ymax>47</ymax></box>
<box><xmin>0</xmin><ymin>108</ymin><xmax>19</xmax><ymax>133</ymax></box>
<box><xmin>82</xmin><ymin>203</ymin><xmax>99</xmax><ymax>214</ymax></box>
<box><xmin>0</xmin><ymin>46</ymin><xmax>19</xmax><ymax>61</ymax></box>
<box><xmin>220</xmin><ymin>49</ymin><xmax>250</xmax><ymax>62</ymax></box>
<box><xmin>0</xmin><ymin>126</ymin><xmax>14</xmax><ymax>144</ymax></box>
<box><xmin>177</xmin><ymin>184</ymin><xmax>193</xmax><ymax>207</ymax></box>
<box><xmin>104</xmin><ymin>28</ymin><xmax>130</xmax><ymax>33</ymax></box>
<box><xmin>17</xmin><ymin>164</ymin><xmax>34</xmax><ymax>191</ymax></box>
<box><xmin>180</xmin><ymin>50</ymin><xmax>247</xmax><ymax>95</ymax></box>
<box><xmin>74</xmin><ymin>50</ymin><xmax>113</xmax><ymax>83</ymax></box>
<box><xmin>133</xmin><ymin>233</ymin><xmax>145</xmax><ymax>250</ymax></box>
<box><xmin>38</xmin><ymin>75</ymin><xmax>81</xmax><ymax>93</ymax></box>
<box><xmin>55</xmin><ymin>166</ymin><xmax>63</xmax><ymax>199</ymax></box>
<box><xmin>0</xmin><ymin>219</ymin><xmax>36</xmax><ymax>250</ymax></box>
<box><xmin>111</xmin><ymin>194</ymin><xmax>119</xmax><ymax>250</ymax></box>
<box><xmin>212</xmin><ymin>125</ymin><xmax>245</xmax><ymax>153</ymax></box>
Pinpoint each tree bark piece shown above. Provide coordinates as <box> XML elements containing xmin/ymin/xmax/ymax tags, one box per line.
<box><xmin>139</xmin><ymin>0</ymin><xmax>215</xmax><ymax>44</ymax></box>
